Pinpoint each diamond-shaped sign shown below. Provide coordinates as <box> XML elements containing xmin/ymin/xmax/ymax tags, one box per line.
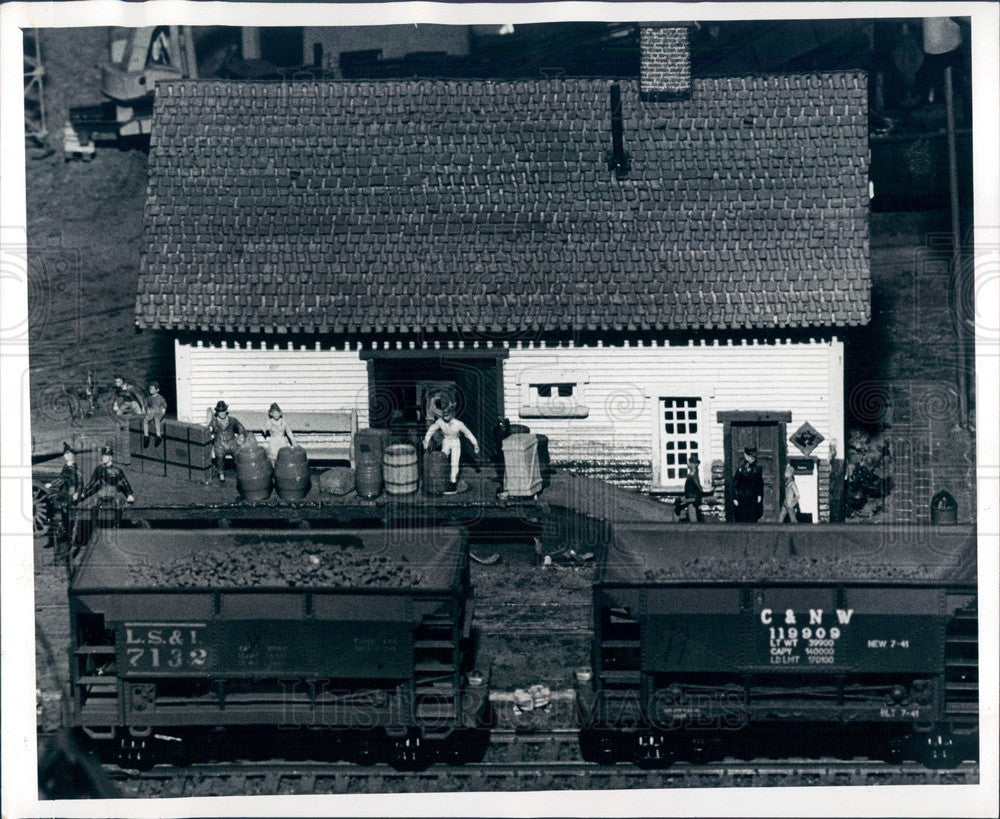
<box><xmin>790</xmin><ymin>422</ymin><xmax>824</xmax><ymax>456</ymax></box>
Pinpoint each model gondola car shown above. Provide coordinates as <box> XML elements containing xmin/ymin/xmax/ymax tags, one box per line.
<box><xmin>577</xmin><ymin>523</ymin><xmax>978</xmax><ymax>768</ymax></box>
<box><xmin>68</xmin><ymin>526</ymin><xmax>490</xmax><ymax>770</ymax></box>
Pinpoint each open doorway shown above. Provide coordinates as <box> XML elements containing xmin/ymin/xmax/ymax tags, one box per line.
<box><xmin>366</xmin><ymin>352</ymin><xmax>506</xmax><ymax>463</ymax></box>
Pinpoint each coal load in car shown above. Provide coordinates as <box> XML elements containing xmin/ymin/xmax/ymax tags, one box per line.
<box><xmin>640</xmin><ymin>556</ymin><xmax>945</xmax><ymax>583</ymax></box>
<box><xmin>127</xmin><ymin>537</ymin><xmax>424</xmax><ymax>588</ymax></box>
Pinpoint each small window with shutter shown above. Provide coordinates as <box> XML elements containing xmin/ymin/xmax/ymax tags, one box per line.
<box><xmin>519</xmin><ymin>370</ymin><xmax>589</xmax><ymax>418</ymax></box>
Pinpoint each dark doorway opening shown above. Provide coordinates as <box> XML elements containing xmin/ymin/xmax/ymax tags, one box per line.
<box><xmin>719</xmin><ymin>411</ymin><xmax>790</xmax><ymax>522</ymax></box>
<box><xmin>366</xmin><ymin>353</ymin><xmax>505</xmax><ymax>463</ymax></box>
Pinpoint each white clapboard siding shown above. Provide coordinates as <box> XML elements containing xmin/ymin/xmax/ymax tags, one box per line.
<box><xmin>175</xmin><ymin>336</ymin><xmax>843</xmax><ymax>493</ymax></box>
<box><xmin>175</xmin><ymin>340</ymin><xmax>369</xmax><ymax>425</ymax></box>
<box><xmin>504</xmin><ymin>338</ymin><xmax>843</xmax><ymax>487</ymax></box>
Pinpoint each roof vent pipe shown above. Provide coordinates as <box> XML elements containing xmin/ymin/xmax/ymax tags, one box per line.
<box><xmin>608</xmin><ymin>83</ymin><xmax>629</xmax><ymax>178</ymax></box>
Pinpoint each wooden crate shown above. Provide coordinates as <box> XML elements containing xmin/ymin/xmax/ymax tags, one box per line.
<box><xmin>113</xmin><ymin>421</ymin><xmax>131</xmax><ymax>465</ymax></box>
<box><xmin>148</xmin><ymin>418</ymin><xmax>216</xmax><ymax>482</ymax></box>
<box><xmin>163</xmin><ymin>435</ymin><xmax>191</xmax><ymax>467</ymax></box>
<box><xmin>188</xmin><ymin>422</ymin><xmax>214</xmax><ymax>446</ymax></box>
<box><xmin>189</xmin><ymin>439</ymin><xmax>213</xmax><ymax>469</ymax></box>
<box><xmin>129</xmin><ymin>417</ymin><xmax>164</xmax><ymax>474</ymax></box>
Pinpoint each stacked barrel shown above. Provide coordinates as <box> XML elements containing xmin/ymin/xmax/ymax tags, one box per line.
<box><xmin>355</xmin><ymin>428</ymin><xmax>390</xmax><ymax>498</ymax></box>
<box><xmin>423</xmin><ymin>450</ymin><xmax>450</xmax><ymax>496</ymax></box>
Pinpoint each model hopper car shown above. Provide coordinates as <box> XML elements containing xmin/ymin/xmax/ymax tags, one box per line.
<box><xmin>68</xmin><ymin>527</ymin><xmax>490</xmax><ymax>770</ymax></box>
<box><xmin>577</xmin><ymin>523</ymin><xmax>978</xmax><ymax>769</ymax></box>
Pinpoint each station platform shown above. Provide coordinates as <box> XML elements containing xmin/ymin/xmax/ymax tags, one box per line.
<box><xmin>43</xmin><ymin>459</ymin><xmax>678</xmax><ymax>530</ymax></box>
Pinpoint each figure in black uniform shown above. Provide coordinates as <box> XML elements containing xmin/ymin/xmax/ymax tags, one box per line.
<box><xmin>43</xmin><ymin>442</ymin><xmax>83</xmax><ymax>549</ymax></box>
<box><xmin>78</xmin><ymin>444</ymin><xmax>133</xmax><ymax>536</ymax></box>
<box><xmin>81</xmin><ymin>445</ymin><xmax>135</xmax><ymax>505</ymax></box>
<box><xmin>732</xmin><ymin>446</ymin><xmax>764</xmax><ymax>522</ymax></box>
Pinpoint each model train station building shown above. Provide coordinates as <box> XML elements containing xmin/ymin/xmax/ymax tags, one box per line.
<box><xmin>135</xmin><ymin>26</ymin><xmax>870</xmax><ymax>522</ymax></box>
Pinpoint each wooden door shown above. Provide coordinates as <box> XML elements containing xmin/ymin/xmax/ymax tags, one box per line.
<box><xmin>719</xmin><ymin>412</ymin><xmax>789</xmax><ymax>522</ymax></box>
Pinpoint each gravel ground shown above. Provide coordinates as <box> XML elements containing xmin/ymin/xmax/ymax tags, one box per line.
<box><xmin>470</xmin><ymin>561</ymin><xmax>593</xmax><ymax>692</ymax></box>
<box><xmin>479</xmin><ymin>631</ymin><xmax>590</xmax><ymax>691</ymax></box>
<box><xmin>472</xmin><ymin>563</ymin><xmax>593</xmax><ymax>631</ymax></box>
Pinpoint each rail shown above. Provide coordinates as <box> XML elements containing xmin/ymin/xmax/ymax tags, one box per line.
<box><xmin>106</xmin><ymin>755</ymin><xmax>980</xmax><ymax>797</ymax></box>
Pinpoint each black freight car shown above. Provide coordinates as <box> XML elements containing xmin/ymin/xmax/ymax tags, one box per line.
<box><xmin>68</xmin><ymin>527</ymin><xmax>490</xmax><ymax>770</ymax></box>
<box><xmin>577</xmin><ymin>524</ymin><xmax>977</xmax><ymax>768</ymax></box>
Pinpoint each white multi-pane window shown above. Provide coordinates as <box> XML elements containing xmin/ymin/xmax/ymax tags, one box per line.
<box><xmin>658</xmin><ymin>397</ymin><xmax>701</xmax><ymax>483</ymax></box>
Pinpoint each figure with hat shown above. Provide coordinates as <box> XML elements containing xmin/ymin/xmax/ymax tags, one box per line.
<box><xmin>262</xmin><ymin>402</ymin><xmax>296</xmax><ymax>464</ymax></box>
<box><xmin>142</xmin><ymin>381</ymin><xmax>168</xmax><ymax>448</ymax></box>
<box><xmin>206</xmin><ymin>400</ymin><xmax>247</xmax><ymax>483</ymax></box>
<box><xmin>732</xmin><ymin>446</ymin><xmax>764</xmax><ymax>523</ymax></box>
<box><xmin>674</xmin><ymin>454</ymin><xmax>706</xmax><ymax>522</ymax></box>
<box><xmin>81</xmin><ymin>444</ymin><xmax>135</xmax><ymax>505</ymax></box>
<box><xmin>43</xmin><ymin>442</ymin><xmax>84</xmax><ymax>548</ymax></box>
<box><xmin>422</xmin><ymin>398</ymin><xmax>479</xmax><ymax>495</ymax></box>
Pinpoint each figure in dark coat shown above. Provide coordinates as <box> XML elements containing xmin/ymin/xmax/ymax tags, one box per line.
<box><xmin>44</xmin><ymin>442</ymin><xmax>83</xmax><ymax>547</ymax></box>
<box><xmin>112</xmin><ymin>375</ymin><xmax>145</xmax><ymax>417</ymax></box>
<box><xmin>732</xmin><ymin>446</ymin><xmax>764</xmax><ymax>522</ymax></box>
<box><xmin>675</xmin><ymin>455</ymin><xmax>706</xmax><ymax>522</ymax></box>
<box><xmin>206</xmin><ymin>400</ymin><xmax>247</xmax><ymax>483</ymax></box>
<box><xmin>81</xmin><ymin>445</ymin><xmax>135</xmax><ymax>504</ymax></box>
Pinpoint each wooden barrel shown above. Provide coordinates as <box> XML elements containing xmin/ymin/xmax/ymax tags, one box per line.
<box><xmin>355</xmin><ymin>462</ymin><xmax>383</xmax><ymax>498</ymax></box>
<box><xmin>235</xmin><ymin>443</ymin><xmax>273</xmax><ymax>501</ymax></box>
<box><xmin>423</xmin><ymin>450</ymin><xmax>450</xmax><ymax>496</ymax></box>
<box><xmin>354</xmin><ymin>428</ymin><xmax>391</xmax><ymax>465</ymax></box>
<box><xmin>274</xmin><ymin>445</ymin><xmax>310</xmax><ymax>501</ymax></box>
<box><xmin>384</xmin><ymin>444</ymin><xmax>418</xmax><ymax>495</ymax></box>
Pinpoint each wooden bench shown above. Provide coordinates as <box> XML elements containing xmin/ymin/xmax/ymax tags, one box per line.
<box><xmin>205</xmin><ymin>408</ymin><xmax>358</xmax><ymax>467</ymax></box>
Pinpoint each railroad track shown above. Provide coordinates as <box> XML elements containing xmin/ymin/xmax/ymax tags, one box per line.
<box><xmin>106</xmin><ymin>755</ymin><xmax>980</xmax><ymax>797</ymax></box>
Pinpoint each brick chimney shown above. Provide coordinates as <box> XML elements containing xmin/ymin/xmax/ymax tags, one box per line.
<box><xmin>640</xmin><ymin>24</ymin><xmax>692</xmax><ymax>101</ymax></box>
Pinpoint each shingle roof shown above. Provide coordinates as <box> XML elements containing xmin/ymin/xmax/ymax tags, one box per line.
<box><xmin>136</xmin><ymin>75</ymin><xmax>869</xmax><ymax>334</ymax></box>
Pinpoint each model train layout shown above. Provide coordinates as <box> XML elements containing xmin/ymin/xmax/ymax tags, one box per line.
<box><xmin>19</xmin><ymin>15</ymin><xmax>987</xmax><ymax>805</ymax></box>
<box><xmin>61</xmin><ymin>500</ymin><xmax>978</xmax><ymax>772</ymax></box>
